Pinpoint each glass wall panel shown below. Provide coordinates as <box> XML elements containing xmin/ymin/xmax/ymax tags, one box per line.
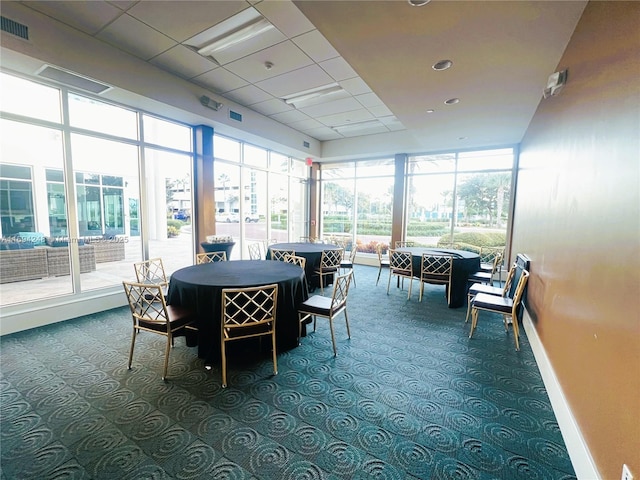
<box><xmin>242</xmin><ymin>167</ymin><xmax>268</xmax><ymax>253</ymax></box>
<box><xmin>0</xmin><ymin>72</ymin><xmax>61</xmax><ymax>123</ymax></box>
<box><xmin>243</xmin><ymin>144</ymin><xmax>268</xmax><ymax>169</ymax></box>
<box><xmin>320</xmin><ymin>159</ymin><xmax>394</xmax><ymax>253</ymax></box>
<box><xmin>146</xmin><ymin>149</ymin><xmax>194</xmax><ymax>273</ymax></box>
<box><xmin>0</xmin><ymin>119</ymin><xmax>72</xmax><ymax>304</ymax></box>
<box><xmin>68</xmin><ymin>93</ymin><xmax>137</xmax><ymax>139</ymax></box>
<box><xmin>269</xmin><ymin>172</ymin><xmax>289</xmax><ymax>243</ymax></box>
<box><xmin>406</xmin><ymin>172</ymin><xmax>456</xmax><ymax>246</ymax></box>
<box><xmin>70</xmin><ymin>133</ymin><xmax>140</xmax><ymax>291</ymax></box>
<box><xmin>143</xmin><ymin>115</ymin><xmax>192</xmax><ymax>151</ymax></box>
<box><xmin>214</xmin><ymin>161</ymin><xmax>242</xmax><ymax>258</ymax></box>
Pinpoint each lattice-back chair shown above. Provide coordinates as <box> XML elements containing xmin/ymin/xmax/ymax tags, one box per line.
<box><xmin>465</xmin><ymin>261</ymin><xmax>517</xmax><ymax>323</ymax></box>
<box><xmin>196</xmin><ymin>251</ymin><xmax>227</xmax><ymax>264</ymax></box>
<box><xmin>134</xmin><ymin>257</ymin><xmax>168</xmax><ymax>288</ymax></box>
<box><xmin>394</xmin><ymin>241</ymin><xmax>415</xmax><ymax>248</ymax></box>
<box><xmin>339</xmin><ymin>246</ymin><xmax>357</xmax><ymax>287</ymax></box>
<box><xmin>468</xmin><ymin>250</ymin><xmax>502</xmax><ymax>286</ymax></box>
<box><xmin>122</xmin><ymin>281</ymin><xmax>197</xmax><ymax>381</ymax></box>
<box><xmin>248</xmin><ymin>242</ymin><xmax>263</xmax><ymax>260</ymax></box>
<box><xmin>315</xmin><ymin>248</ymin><xmax>344</xmax><ymax>295</ymax></box>
<box><xmin>387</xmin><ymin>249</ymin><xmax>414</xmax><ymax>299</ymax></box>
<box><xmin>376</xmin><ymin>244</ymin><xmax>390</xmax><ymax>286</ymax></box>
<box><xmin>220</xmin><ymin>284</ymin><xmax>278</xmax><ymax>388</ymax></box>
<box><xmin>419</xmin><ymin>254</ymin><xmax>453</xmax><ymax>304</ymax></box>
<box><xmin>271</xmin><ymin>248</ymin><xmax>295</xmax><ymax>262</ymax></box>
<box><xmin>284</xmin><ymin>253</ymin><xmax>306</xmax><ymax>270</ymax></box>
<box><xmin>469</xmin><ymin>269</ymin><xmax>530</xmax><ymax>350</ymax></box>
<box><xmin>480</xmin><ymin>247</ymin><xmax>505</xmax><ymax>280</ymax></box>
<box><xmin>298</xmin><ymin>271</ymin><xmax>353</xmax><ymax>356</ymax></box>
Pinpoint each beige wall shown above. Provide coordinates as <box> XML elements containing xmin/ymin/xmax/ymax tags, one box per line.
<box><xmin>514</xmin><ymin>2</ymin><xmax>640</xmax><ymax>478</ymax></box>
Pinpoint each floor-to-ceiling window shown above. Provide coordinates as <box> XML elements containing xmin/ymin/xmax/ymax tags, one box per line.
<box><xmin>406</xmin><ymin>148</ymin><xmax>514</xmax><ymax>251</ymax></box>
<box><xmin>320</xmin><ymin>159</ymin><xmax>395</xmax><ymax>253</ymax></box>
<box><xmin>213</xmin><ymin>134</ymin><xmax>309</xmax><ymax>255</ymax></box>
<box><xmin>0</xmin><ymin>72</ymin><xmax>194</xmax><ymax>306</ymax></box>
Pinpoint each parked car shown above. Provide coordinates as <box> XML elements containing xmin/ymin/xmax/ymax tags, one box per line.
<box><xmin>173</xmin><ymin>209</ymin><xmax>191</xmax><ymax>221</ymax></box>
<box><xmin>217</xmin><ymin>212</ymin><xmax>239</xmax><ymax>223</ymax></box>
<box><xmin>244</xmin><ymin>213</ymin><xmax>260</xmax><ymax>223</ymax></box>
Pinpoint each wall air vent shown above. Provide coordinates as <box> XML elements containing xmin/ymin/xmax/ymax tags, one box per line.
<box><xmin>1</xmin><ymin>16</ymin><xmax>29</xmax><ymax>40</ymax></box>
<box><xmin>35</xmin><ymin>65</ymin><xmax>112</xmax><ymax>95</ymax></box>
<box><xmin>229</xmin><ymin>110</ymin><xmax>242</xmax><ymax>122</ymax></box>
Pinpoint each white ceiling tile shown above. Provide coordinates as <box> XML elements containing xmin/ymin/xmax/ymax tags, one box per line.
<box><xmin>355</xmin><ymin>92</ymin><xmax>384</xmax><ymax>108</ymax></box>
<box><xmin>338</xmin><ymin>124</ymin><xmax>390</xmax><ymax>137</ymax></box>
<box><xmin>255</xmin><ymin>0</ymin><xmax>315</xmax><ymax>38</ymax></box>
<box><xmin>319</xmin><ymin>56</ymin><xmax>358</xmax><ymax>82</ymax></box>
<box><xmin>287</xmin><ymin>118</ymin><xmax>325</xmax><ymax>130</ymax></box>
<box><xmin>339</xmin><ymin>77</ymin><xmax>372</xmax><ymax>96</ymax></box>
<box><xmin>316</xmin><ymin>109</ymin><xmax>375</xmax><ymax>128</ymax></box>
<box><xmin>224</xmin><ymin>41</ymin><xmax>313</xmax><ymax>84</ymax></box>
<box><xmin>106</xmin><ymin>1</ymin><xmax>137</xmax><ymax>11</ymax></box>
<box><xmin>269</xmin><ymin>109</ymin><xmax>310</xmax><ymax>124</ymax></box>
<box><xmin>255</xmin><ymin>64</ymin><xmax>334</xmax><ymax>98</ymax></box>
<box><xmin>367</xmin><ymin>104</ymin><xmax>395</xmax><ymax>118</ymax></box>
<box><xmin>149</xmin><ymin>45</ymin><xmax>217</xmax><ymax>79</ymax></box>
<box><xmin>297</xmin><ymin>97</ymin><xmax>363</xmax><ymax>118</ymax></box>
<box><xmin>301</xmin><ymin>126</ymin><xmax>343</xmax><ymax>141</ymax></box>
<box><xmin>292</xmin><ymin>30</ymin><xmax>339</xmax><ymax>63</ymax></box>
<box><xmin>224</xmin><ymin>84</ymin><xmax>272</xmax><ymax>105</ymax></box>
<box><xmin>249</xmin><ymin>98</ymin><xmax>293</xmax><ymax>116</ymax></box>
<box><xmin>97</xmin><ymin>14</ymin><xmax>177</xmax><ymax>61</ymax></box>
<box><xmin>127</xmin><ymin>0</ymin><xmax>249</xmax><ymax>42</ymax></box>
<box><xmin>25</xmin><ymin>1</ymin><xmax>123</xmax><ymax>35</ymax></box>
<box><xmin>192</xmin><ymin>67</ymin><xmax>249</xmax><ymax>94</ymax></box>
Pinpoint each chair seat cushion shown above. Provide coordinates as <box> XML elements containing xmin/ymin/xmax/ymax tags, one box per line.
<box><xmin>316</xmin><ymin>266</ymin><xmax>338</xmax><ymax>273</ymax></box>
<box><xmin>299</xmin><ymin>294</ymin><xmax>338</xmax><ymax>315</ymax></box>
<box><xmin>469</xmin><ymin>271</ymin><xmax>492</xmax><ymax>282</ymax></box>
<box><xmin>167</xmin><ymin>304</ymin><xmax>197</xmax><ymax>327</ymax></box>
<box><xmin>469</xmin><ymin>283</ymin><xmax>503</xmax><ymax>296</ymax></box>
<box><xmin>391</xmin><ymin>268</ymin><xmax>412</xmax><ymax>276</ymax></box>
<box><xmin>473</xmin><ymin>293</ymin><xmax>513</xmax><ymax>313</ymax></box>
<box><xmin>340</xmin><ymin>261</ymin><xmax>353</xmax><ymax>268</ymax></box>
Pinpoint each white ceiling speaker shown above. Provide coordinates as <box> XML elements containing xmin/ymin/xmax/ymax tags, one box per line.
<box><xmin>543</xmin><ymin>69</ymin><xmax>568</xmax><ymax>98</ymax></box>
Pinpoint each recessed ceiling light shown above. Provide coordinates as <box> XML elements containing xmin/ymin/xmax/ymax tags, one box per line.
<box><xmin>408</xmin><ymin>0</ymin><xmax>431</xmax><ymax>5</ymax></box>
<box><xmin>432</xmin><ymin>60</ymin><xmax>453</xmax><ymax>71</ymax></box>
<box><xmin>458</xmin><ymin>136</ymin><xmax>467</xmax><ymax>140</ymax></box>
<box><xmin>444</xmin><ymin>98</ymin><xmax>460</xmax><ymax>105</ymax></box>
<box><xmin>426</xmin><ymin>109</ymin><xmax>435</xmax><ymax>114</ymax></box>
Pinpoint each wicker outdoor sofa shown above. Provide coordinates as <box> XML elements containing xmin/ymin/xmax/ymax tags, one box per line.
<box><xmin>0</xmin><ymin>234</ymin><xmax>126</xmax><ymax>284</ymax></box>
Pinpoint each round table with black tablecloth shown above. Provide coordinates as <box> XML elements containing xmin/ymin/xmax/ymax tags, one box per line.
<box><xmin>266</xmin><ymin>242</ymin><xmax>341</xmax><ymax>290</ymax></box>
<box><xmin>402</xmin><ymin>247</ymin><xmax>480</xmax><ymax>308</ymax></box>
<box><xmin>166</xmin><ymin>260</ymin><xmax>308</xmax><ymax>364</ymax></box>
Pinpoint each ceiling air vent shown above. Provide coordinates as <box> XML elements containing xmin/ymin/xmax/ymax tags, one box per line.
<box><xmin>1</xmin><ymin>16</ymin><xmax>29</xmax><ymax>40</ymax></box>
<box><xmin>35</xmin><ymin>65</ymin><xmax>112</xmax><ymax>95</ymax></box>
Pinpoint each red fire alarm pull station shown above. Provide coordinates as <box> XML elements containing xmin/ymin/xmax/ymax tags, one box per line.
<box><xmin>306</xmin><ymin>157</ymin><xmax>313</xmax><ymax>166</ymax></box>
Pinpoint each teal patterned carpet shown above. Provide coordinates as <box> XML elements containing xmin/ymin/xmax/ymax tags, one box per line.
<box><xmin>1</xmin><ymin>265</ymin><xmax>576</xmax><ymax>479</ymax></box>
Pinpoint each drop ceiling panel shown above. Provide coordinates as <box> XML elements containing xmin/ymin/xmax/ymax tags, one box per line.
<box><xmin>316</xmin><ymin>109</ymin><xmax>375</xmax><ymax>128</ymax></box>
<box><xmin>287</xmin><ymin>118</ymin><xmax>326</xmax><ymax>131</ymax></box>
<box><xmin>149</xmin><ymin>45</ymin><xmax>216</xmax><ymax>80</ymax></box>
<box><xmin>255</xmin><ymin>0</ymin><xmax>315</xmax><ymax>38</ymax></box>
<box><xmin>269</xmin><ymin>109</ymin><xmax>309</xmax><ymax>124</ymax></box>
<box><xmin>298</xmin><ymin>97</ymin><xmax>364</xmax><ymax>118</ymax></box>
<box><xmin>191</xmin><ymin>67</ymin><xmax>249</xmax><ymax>94</ymax></box>
<box><xmin>199</xmin><ymin>28</ymin><xmax>288</xmax><ymax>66</ymax></box>
<box><xmin>223</xmin><ymin>41</ymin><xmax>314</xmax><ymax>84</ymax></box>
<box><xmin>24</xmin><ymin>1</ymin><xmax>122</xmax><ymax>35</ymax></box>
<box><xmin>224</xmin><ymin>84</ymin><xmax>273</xmax><ymax>106</ymax></box>
<box><xmin>302</xmin><ymin>126</ymin><xmax>343</xmax><ymax>141</ymax></box>
<box><xmin>355</xmin><ymin>92</ymin><xmax>384</xmax><ymax>108</ymax></box>
<box><xmin>97</xmin><ymin>14</ymin><xmax>177</xmax><ymax>61</ymax></box>
<box><xmin>319</xmin><ymin>56</ymin><xmax>358</xmax><ymax>82</ymax></box>
<box><xmin>255</xmin><ymin>64</ymin><xmax>335</xmax><ymax>98</ymax></box>
<box><xmin>340</xmin><ymin>77</ymin><xmax>372</xmax><ymax>96</ymax></box>
<box><xmin>292</xmin><ymin>30</ymin><xmax>340</xmax><ymax>63</ymax></box>
<box><xmin>249</xmin><ymin>98</ymin><xmax>293</xmax><ymax>116</ymax></box>
<box><xmin>127</xmin><ymin>0</ymin><xmax>249</xmax><ymax>42</ymax></box>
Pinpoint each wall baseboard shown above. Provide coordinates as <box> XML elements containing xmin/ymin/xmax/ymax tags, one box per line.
<box><xmin>522</xmin><ymin>308</ymin><xmax>600</xmax><ymax>480</ymax></box>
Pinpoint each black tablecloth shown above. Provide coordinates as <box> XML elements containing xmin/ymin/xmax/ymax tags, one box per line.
<box><xmin>266</xmin><ymin>242</ymin><xmax>340</xmax><ymax>290</ymax></box>
<box><xmin>403</xmin><ymin>247</ymin><xmax>480</xmax><ymax>308</ymax></box>
<box><xmin>166</xmin><ymin>260</ymin><xmax>308</xmax><ymax>363</ymax></box>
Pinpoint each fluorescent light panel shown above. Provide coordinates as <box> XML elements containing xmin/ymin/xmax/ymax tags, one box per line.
<box><xmin>282</xmin><ymin>84</ymin><xmax>347</xmax><ymax>108</ymax></box>
<box><xmin>332</xmin><ymin>120</ymin><xmax>384</xmax><ymax>134</ymax></box>
<box><xmin>197</xmin><ymin>18</ymin><xmax>274</xmax><ymax>57</ymax></box>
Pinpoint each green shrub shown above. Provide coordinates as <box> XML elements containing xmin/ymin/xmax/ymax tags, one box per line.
<box><xmin>167</xmin><ymin>225</ymin><xmax>180</xmax><ymax>238</ymax></box>
<box><xmin>437</xmin><ymin>231</ymin><xmax>506</xmax><ymax>249</ymax></box>
<box><xmin>167</xmin><ymin>219</ymin><xmax>184</xmax><ymax>230</ymax></box>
